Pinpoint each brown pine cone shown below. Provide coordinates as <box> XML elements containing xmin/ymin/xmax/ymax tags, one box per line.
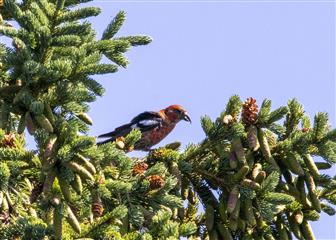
<box><xmin>132</xmin><ymin>162</ymin><xmax>148</xmax><ymax>176</ymax></box>
<box><xmin>0</xmin><ymin>211</ymin><xmax>10</xmax><ymax>225</ymax></box>
<box><xmin>302</xmin><ymin>127</ymin><xmax>310</xmax><ymax>133</ymax></box>
<box><xmin>147</xmin><ymin>175</ymin><xmax>165</xmax><ymax>190</ymax></box>
<box><xmin>92</xmin><ymin>202</ymin><xmax>104</xmax><ymax>217</ymax></box>
<box><xmin>242</xmin><ymin>97</ymin><xmax>259</xmax><ymax>125</ymax></box>
<box><xmin>1</xmin><ymin>133</ymin><xmax>16</xmax><ymax>148</ymax></box>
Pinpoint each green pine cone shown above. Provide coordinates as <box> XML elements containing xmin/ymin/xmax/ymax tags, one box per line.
<box><xmin>283</xmin><ymin>152</ymin><xmax>304</xmax><ymax>176</ymax></box>
<box><xmin>65</xmin><ymin>162</ymin><xmax>94</xmax><ymax>182</ymax></box>
<box><xmin>229</xmin><ymin>152</ymin><xmax>238</xmax><ymax>169</ymax></box>
<box><xmin>44</xmin><ymin>102</ymin><xmax>55</xmax><ymax>125</ymax></box>
<box><xmin>232</xmin><ymin>137</ymin><xmax>246</xmax><ymax>164</ymax></box>
<box><xmin>74</xmin><ymin>154</ymin><xmax>96</xmax><ymax>175</ymax></box>
<box><xmin>257</xmin><ymin>128</ymin><xmax>279</xmax><ymax>170</ymax></box>
<box><xmin>30</xmin><ymin>100</ymin><xmax>44</xmax><ymax>115</ymax></box>
<box><xmin>70</xmin><ymin>175</ymin><xmax>83</xmax><ymax>195</ymax></box>
<box><xmin>181</xmin><ymin>176</ymin><xmax>189</xmax><ymax>200</ymax></box>
<box><xmin>242</xmin><ymin>179</ymin><xmax>260</xmax><ymax>191</ymax></box>
<box><xmin>297</xmin><ymin>176</ymin><xmax>311</xmax><ymax>207</ymax></box>
<box><xmin>233</xmin><ymin>165</ymin><xmax>249</xmax><ymax>181</ymax></box>
<box><xmin>303</xmin><ymin>154</ymin><xmax>320</xmax><ymax>179</ymax></box>
<box><xmin>58</xmin><ymin>177</ymin><xmax>72</xmax><ymax>202</ymax></box>
<box><xmin>243</xmin><ymin>199</ymin><xmax>256</xmax><ymax>227</ymax></box>
<box><xmin>219</xmin><ymin>194</ymin><xmax>228</xmax><ymax>222</ymax></box>
<box><xmin>308</xmin><ymin>191</ymin><xmax>321</xmax><ymax>213</ymax></box>
<box><xmin>303</xmin><ymin>210</ymin><xmax>320</xmax><ymax>221</ymax></box>
<box><xmin>247</xmin><ymin>125</ymin><xmax>260</xmax><ymax>151</ymax></box>
<box><xmin>305</xmin><ymin>172</ymin><xmax>321</xmax><ymax>212</ymax></box>
<box><xmin>321</xmin><ymin>203</ymin><xmax>336</xmax><ymax>216</ymax></box>
<box><xmin>230</xmin><ymin>199</ymin><xmax>241</xmax><ymax>220</ymax></box>
<box><xmin>301</xmin><ymin>220</ymin><xmax>315</xmax><ymax>240</ymax></box>
<box><xmin>53</xmin><ymin>208</ymin><xmax>63</xmax><ymax>240</ymax></box>
<box><xmin>76</xmin><ymin>112</ymin><xmax>93</xmax><ymax>125</ymax></box>
<box><xmin>35</xmin><ymin>114</ymin><xmax>54</xmax><ymax>133</ymax></box>
<box><xmin>227</xmin><ymin>186</ymin><xmax>240</xmax><ymax>213</ymax></box>
<box><xmin>66</xmin><ymin>205</ymin><xmax>81</xmax><ymax>234</ymax></box>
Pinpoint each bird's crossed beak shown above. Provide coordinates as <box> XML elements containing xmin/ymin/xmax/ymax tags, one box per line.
<box><xmin>183</xmin><ymin>112</ymin><xmax>192</xmax><ymax>123</ymax></box>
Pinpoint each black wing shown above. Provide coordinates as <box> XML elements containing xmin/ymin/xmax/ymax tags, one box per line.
<box><xmin>97</xmin><ymin>111</ymin><xmax>163</xmax><ymax>145</ymax></box>
<box><xmin>130</xmin><ymin>111</ymin><xmax>163</xmax><ymax>131</ymax></box>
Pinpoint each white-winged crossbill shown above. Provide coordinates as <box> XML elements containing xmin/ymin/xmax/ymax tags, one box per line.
<box><xmin>97</xmin><ymin>105</ymin><xmax>191</xmax><ymax>151</ymax></box>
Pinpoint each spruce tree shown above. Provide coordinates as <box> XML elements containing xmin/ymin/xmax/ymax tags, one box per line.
<box><xmin>0</xmin><ymin>1</ymin><xmax>336</xmax><ymax>240</ymax></box>
<box><xmin>179</xmin><ymin>96</ymin><xmax>336</xmax><ymax>239</ymax></box>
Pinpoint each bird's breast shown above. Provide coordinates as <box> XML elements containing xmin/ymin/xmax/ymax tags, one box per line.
<box><xmin>143</xmin><ymin>122</ymin><xmax>176</xmax><ymax>145</ymax></box>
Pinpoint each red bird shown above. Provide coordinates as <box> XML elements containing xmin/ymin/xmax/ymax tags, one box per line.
<box><xmin>97</xmin><ymin>105</ymin><xmax>191</xmax><ymax>151</ymax></box>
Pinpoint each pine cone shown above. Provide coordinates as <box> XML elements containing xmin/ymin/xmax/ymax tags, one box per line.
<box><xmin>147</xmin><ymin>148</ymin><xmax>179</xmax><ymax>163</ymax></box>
<box><xmin>91</xmin><ymin>189</ymin><xmax>104</xmax><ymax>218</ymax></box>
<box><xmin>148</xmin><ymin>148</ymin><xmax>166</xmax><ymax>161</ymax></box>
<box><xmin>69</xmin><ymin>204</ymin><xmax>80</xmax><ymax>218</ymax></box>
<box><xmin>147</xmin><ymin>175</ymin><xmax>165</xmax><ymax>190</ymax></box>
<box><xmin>1</xmin><ymin>133</ymin><xmax>16</xmax><ymax>148</ymax></box>
<box><xmin>92</xmin><ymin>202</ymin><xmax>104</xmax><ymax>217</ymax></box>
<box><xmin>0</xmin><ymin>211</ymin><xmax>10</xmax><ymax>225</ymax></box>
<box><xmin>302</xmin><ymin>127</ymin><xmax>310</xmax><ymax>133</ymax></box>
<box><xmin>132</xmin><ymin>162</ymin><xmax>148</xmax><ymax>176</ymax></box>
<box><xmin>264</xmin><ymin>129</ymin><xmax>277</xmax><ymax>148</ymax></box>
<box><xmin>97</xmin><ymin>174</ymin><xmax>105</xmax><ymax>184</ymax></box>
<box><xmin>241</xmin><ymin>97</ymin><xmax>259</xmax><ymax>125</ymax></box>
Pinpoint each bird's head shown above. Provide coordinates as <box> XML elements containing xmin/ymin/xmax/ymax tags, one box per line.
<box><xmin>163</xmin><ymin>105</ymin><xmax>191</xmax><ymax>123</ymax></box>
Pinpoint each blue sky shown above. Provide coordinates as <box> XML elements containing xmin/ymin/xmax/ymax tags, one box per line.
<box><xmin>87</xmin><ymin>1</ymin><xmax>335</xmax><ymax>238</ymax></box>
<box><xmin>1</xmin><ymin>0</ymin><xmax>335</xmax><ymax>238</ymax></box>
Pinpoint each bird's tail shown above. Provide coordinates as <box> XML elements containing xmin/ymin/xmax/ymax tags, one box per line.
<box><xmin>97</xmin><ymin>123</ymin><xmax>132</xmax><ymax>145</ymax></box>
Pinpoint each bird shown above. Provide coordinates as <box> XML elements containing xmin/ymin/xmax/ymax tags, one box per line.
<box><xmin>97</xmin><ymin>105</ymin><xmax>191</xmax><ymax>151</ymax></box>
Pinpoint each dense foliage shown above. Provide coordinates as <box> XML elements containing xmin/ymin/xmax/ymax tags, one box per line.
<box><xmin>0</xmin><ymin>1</ymin><xmax>335</xmax><ymax>239</ymax></box>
